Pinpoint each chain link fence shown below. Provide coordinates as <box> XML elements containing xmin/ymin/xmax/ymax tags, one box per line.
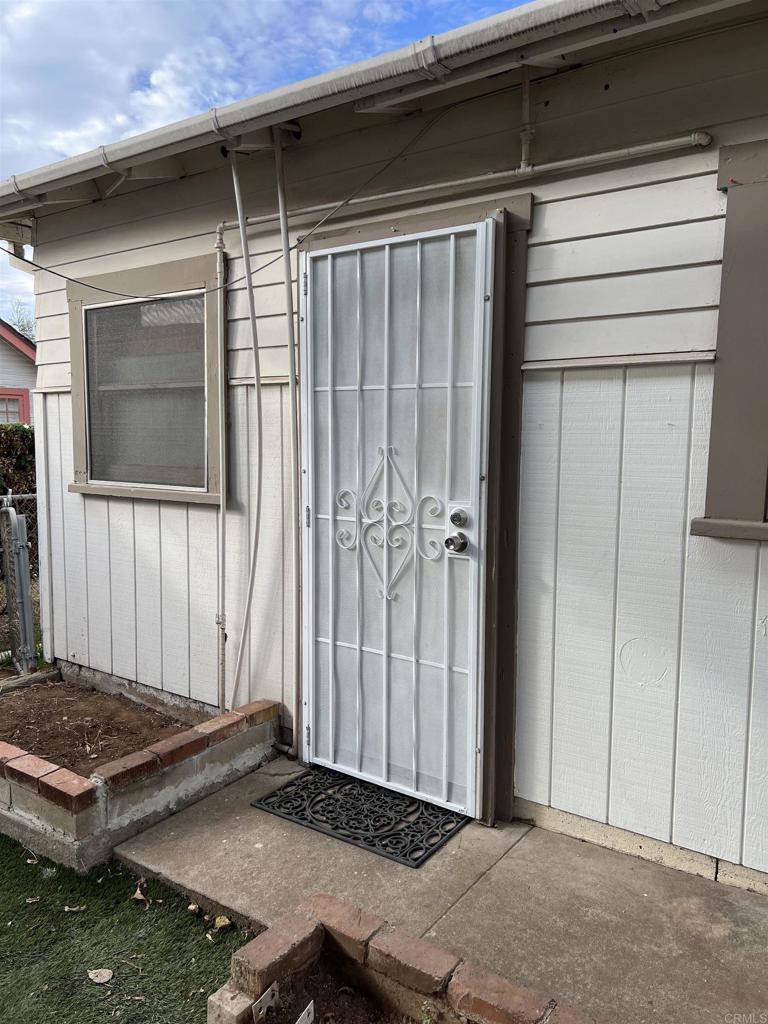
<box><xmin>0</xmin><ymin>494</ymin><xmax>40</xmax><ymax>672</ymax></box>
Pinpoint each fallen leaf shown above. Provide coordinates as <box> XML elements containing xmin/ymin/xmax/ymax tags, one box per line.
<box><xmin>187</xmin><ymin>903</ymin><xmax>200</xmax><ymax>915</ymax></box>
<box><xmin>64</xmin><ymin>905</ymin><xmax>87</xmax><ymax>913</ymax></box>
<box><xmin>131</xmin><ymin>882</ymin><xmax>150</xmax><ymax>909</ymax></box>
<box><xmin>213</xmin><ymin>915</ymin><xmax>232</xmax><ymax>932</ymax></box>
<box><xmin>25</xmin><ymin>897</ymin><xmax>41</xmax><ymax>904</ymax></box>
<box><xmin>88</xmin><ymin>969</ymin><xmax>114</xmax><ymax>985</ymax></box>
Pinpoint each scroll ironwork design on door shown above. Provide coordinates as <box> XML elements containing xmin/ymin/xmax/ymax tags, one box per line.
<box><xmin>335</xmin><ymin>444</ymin><xmax>443</xmax><ymax>601</ymax></box>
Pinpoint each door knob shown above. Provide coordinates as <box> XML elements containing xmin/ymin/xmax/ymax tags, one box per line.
<box><xmin>444</xmin><ymin>532</ymin><xmax>468</xmax><ymax>553</ymax></box>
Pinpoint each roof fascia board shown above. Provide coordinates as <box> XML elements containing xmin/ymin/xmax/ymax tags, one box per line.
<box><xmin>0</xmin><ymin>0</ymin><xmax>755</xmax><ymax>217</ymax></box>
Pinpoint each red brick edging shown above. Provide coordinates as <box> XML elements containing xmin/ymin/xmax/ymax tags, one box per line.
<box><xmin>229</xmin><ymin>893</ymin><xmax>594</xmax><ymax>1024</ymax></box>
<box><xmin>0</xmin><ymin>698</ymin><xmax>279</xmax><ymax>812</ymax></box>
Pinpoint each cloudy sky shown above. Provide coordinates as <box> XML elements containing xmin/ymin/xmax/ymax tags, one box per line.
<box><xmin>0</xmin><ymin>0</ymin><xmax>523</xmax><ymax>324</ymax></box>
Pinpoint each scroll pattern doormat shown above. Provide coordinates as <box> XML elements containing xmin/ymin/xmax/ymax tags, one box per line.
<box><xmin>252</xmin><ymin>766</ymin><xmax>469</xmax><ymax>868</ymax></box>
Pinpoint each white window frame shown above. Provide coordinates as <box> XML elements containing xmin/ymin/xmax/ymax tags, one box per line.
<box><xmin>66</xmin><ymin>254</ymin><xmax>221</xmax><ymax>504</ymax></box>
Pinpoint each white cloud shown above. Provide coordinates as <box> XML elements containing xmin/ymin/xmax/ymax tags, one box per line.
<box><xmin>0</xmin><ymin>0</ymin><xmax>521</xmax><ymax>320</ymax></box>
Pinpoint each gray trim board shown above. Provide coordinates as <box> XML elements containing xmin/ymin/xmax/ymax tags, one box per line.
<box><xmin>700</xmin><ymin>140</ymin><xmax>768</xmax><ymax>536</ymax></box>
<box><xmin>66</xmin><ymin>254</ymin><xmax>221</xmax><ymax>504</ymax></box>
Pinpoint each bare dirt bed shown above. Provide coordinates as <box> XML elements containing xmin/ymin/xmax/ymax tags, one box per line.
<box><xmin>269</xmin><ymin>958</ymin><xmax>413</xmax><ymax>1024</ymax></box>
<box><xmin>0</xmin><ymin>681</ymin><xmax>194</xmax><ymax>776</ymax></box>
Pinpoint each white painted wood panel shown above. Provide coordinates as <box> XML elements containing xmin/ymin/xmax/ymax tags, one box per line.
<box><xmin>58</xmin><ymin>394</ymin><xmax>89</xmax><ymax>664</ymax></box>
<box><xmin>159</xmin><ymin>504</ymin><xmax>190</xmax><ymax>698</ymax></box>
<box><xmin>108</xmin><ymin>499</ymin><xmax>137</xmax><ymax>682</ymax></box>
<box><xmin>84</xmin><ymin>496</ymin><xmax>112</xmax><ymax>673</ymax></box>
<box><xmin>33</xmin><ymin>392</ymin><xmax>54</xmax><ymax>662</ymax></box>
<box><xmin>188</xmin><ymin>504</ymin><xmax>218</xmax><ymax>706</ymax></box>
<box><xmin>224</xmin><ymin>386</ymin><xmax>251</xmax><ymax>706</ymax></box>
<box><xmin>743</xmin><ymin>545</ymin><xmax>768</xmax><ymax>873</ymax></box>
<box><xmin>673</xmin><ymin>365</ymin><xmax>759</xmax><ymax>862</ymax></box>
<box><xmin>608</xmin><ymin>365</ymin><xmax>693</xmax><ymax>840</ymax></box>
<box><xmin>515</xmin><ymin>364</ymin><xmax>768</xmax><ymax>867</ymax></box>
<box><xmin>550</xmin><ymin>369</ymin><xmax>624</xmax><ymax>821</ymax></box>
<box><xmin>247</xmin><ymin>386</ymin><xmax>285</xmax><ymax>705</ymax></box>
<box><xmin>134</xmin><ymin>501</ymin><xmax>163</xmax><ymax>690</ymax></box>
<box><xmin>45</xmin><ymin>395</ymin><xmax>68</xmax><ymax>659</ymax></box>
<box><xmin>527</xmin><ymin>219</ymin><xmax>725</xmax><ymax>284</ymax></box>
<box><xmin>526</xmin><ymin>265</ymin><xmax>722</xmax><ymax>324</ymax></box>
<box><xmin>524</xmin><ymin>310</ymin><xmax>719</xmax><ymax>364</ymax></box>
<box><xmin>515</xmin><ymin>371</ymin><xmax>562</xmax><ymax>805</ymax></box>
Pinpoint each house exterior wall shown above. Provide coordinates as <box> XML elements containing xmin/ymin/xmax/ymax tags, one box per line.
<box><xmin>0</xmin><ymin>342</ymin><xmax>36</xmax><ymax>422</ymax></box>
<box><xmin>30</xmin><ymin>15</ymin><xmax>768</xmax><ymax>868</ymax></box>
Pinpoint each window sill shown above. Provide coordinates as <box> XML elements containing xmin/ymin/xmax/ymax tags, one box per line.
<box><xmin>68</xmin><ymin>481</ymin><xmax>220</xmax><ymax>505</ymax></box>
<box><xmin>690</xmin><ymin>517</ymin><xmax>768</xmax><ymax>541</ymax></box>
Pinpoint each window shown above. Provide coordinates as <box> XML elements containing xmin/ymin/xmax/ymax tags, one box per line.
<box><xmin>0</xmin><ymin>389</ymin><xmax>30</xmax><ymax>424</ymax></box>
<box><xmin>85</xmin><ymin>295</ymin><xmax>206</xmax><ymax>488</ymax></box>
<box><xmin>67</xmin><ymin>255</ymin><xmax>221</xmax><ymax>503</ymax></box>
<box><xmin>0</xmin><ymin>398</ymin><xmax>20</xmax><ymax>423</ymax></box>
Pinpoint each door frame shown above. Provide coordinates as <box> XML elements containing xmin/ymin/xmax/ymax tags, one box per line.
<box><xmin>297</xmin><ymin>195</ymin><xmax>532</xmax><ymax>820</ymax></box>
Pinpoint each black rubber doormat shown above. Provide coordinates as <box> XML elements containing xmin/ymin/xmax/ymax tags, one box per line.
<box><xmin>252</xmin><ymin>766</ymin><xmax>469</xmax><ymax>868</ymax></box>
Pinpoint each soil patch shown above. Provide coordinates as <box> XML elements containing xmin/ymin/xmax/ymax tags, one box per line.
<box><xmin>269</xmin><ymin>957</ymin><xmax>412</xmax><ymax>1024</ymax></box>
<box><xmin>0</xmin><ymin>681</ymin><xmax>195</xmax><ymax>776</ymax></box>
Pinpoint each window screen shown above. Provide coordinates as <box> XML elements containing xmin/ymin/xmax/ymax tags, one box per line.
<box><xmin>0</xmin><ymin>398</ymin><xmax>20</xmax><ymax>424</ymax></box>
<box><xmin>84</xmin><ymin>294</ymin><xmax>206</xmax><ymax>488</ymax></box>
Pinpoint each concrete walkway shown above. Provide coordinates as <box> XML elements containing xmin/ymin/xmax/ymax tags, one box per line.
<box><xmin>116</xmin><ymin>758</ymin><xmax>768</xmax><ymax>1024</ymax></box>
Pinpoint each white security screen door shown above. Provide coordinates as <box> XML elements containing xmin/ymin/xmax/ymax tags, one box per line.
<box><xmin>301</xmin><ymin>221</ymin><xmax>495</xmax><ymax>816</ymax></box>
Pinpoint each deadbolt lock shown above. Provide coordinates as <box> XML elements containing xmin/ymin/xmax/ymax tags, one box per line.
<box><xmin>444</xmin><ymin>532</ymin><xmax>469</xmax><ymax>553</ymax></box>
<box><xmin>450</xmin><ymin>508</ymin><xmax>468</xmax><ymax>528</ymax></box>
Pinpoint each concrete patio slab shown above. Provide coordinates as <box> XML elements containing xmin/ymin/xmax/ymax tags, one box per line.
<box><xmin>116</xmin><ymin>758</ymin><xmax>529</xmax><ymax>935</ymax></box>
<box><xmin>116</xmin><ymin>758</ymin><xmax>768</xmax><ymax>1024</ymax></box>
<box><xmin>425</xmin><ymin>826</ymin><xmax>768</xmax><ymax>1024</ymax></box>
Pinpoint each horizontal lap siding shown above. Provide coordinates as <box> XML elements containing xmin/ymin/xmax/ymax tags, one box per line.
<box><xmin>524</xmin><ymin>176</ymin><xmax>726</xmax><ymax>364</ymax></box>
<box><xmin>515</xmin><ymin>132</ymin><xmax>766</xmax><ymax>868</ymax></box>
<box><xmin>35</xmin><ymin>384</ymin><xmax>293</xmax><ymax>713</ymax></box>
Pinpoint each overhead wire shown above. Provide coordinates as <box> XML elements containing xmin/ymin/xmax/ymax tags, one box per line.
<box><xmin>3</xmin><ymin>105</ymin><xmax>453</xmax><ymax>301</ymax></box>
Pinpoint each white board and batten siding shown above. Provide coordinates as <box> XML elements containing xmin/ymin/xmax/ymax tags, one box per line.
<box><xmin>33</xmin><ymin>384</ymin><xmax>296</xmax><ymax>719</ymax></box>
<box><xmin>515</xmin><ymin>161</ymin><xmax>767</xmax><ymax>874</ymax></box>
<box><xmin>29</xmin><ymin>15</ymin><xmax>768</xmax><ymax>871</ymax></box>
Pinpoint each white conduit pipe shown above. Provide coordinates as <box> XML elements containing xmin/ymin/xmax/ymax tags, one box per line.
<box><xmin>272</xmin><ymin>128</ymin><xmax>302</xmax><ymax>756</ymax></box>
<box><xmin>229</xmin><ymin>150</ymin><xmax>264</xmax><ymax>710</ymax></box>
<box><xmin>215</xmin><ymin>226</ymin><xmax>228</xmax><ymax>712</ymax></box>
<box><xmin>220</xmin><ymin>132</ymin><xmax>712</xmax><ymax>234</ymax></box>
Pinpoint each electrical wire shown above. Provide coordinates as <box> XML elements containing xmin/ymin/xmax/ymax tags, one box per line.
<box><xmin>3</xmin><ymin>106</ymin><xmax>452</xmax><ymax>301</ymax></box>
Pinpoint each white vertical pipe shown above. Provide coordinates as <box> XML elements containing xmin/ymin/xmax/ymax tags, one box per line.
<box><xmin>229</xmin><ymin>151</ymin><xmax>263</xmax><ymax>710</ymax></box>
<box><xmin>215</xmin><ymin>227</ymin><xmax>228</xmax><ymax>712</ymax></box>
<box><xmin>272</xmin><ymin>130</ymin><xmax>302</xmax><ymax>754</ymax></box>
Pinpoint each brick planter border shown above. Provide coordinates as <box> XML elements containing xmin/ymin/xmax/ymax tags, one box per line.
<box><xmin>213</xmin><ymin>894</ymin><xmax>594</xmax><ymax>1024</ymax></box>
<box><xmin>0</xmin><ymin>700</ymin><xmax>280</xmax><ymax>871</ymax></box>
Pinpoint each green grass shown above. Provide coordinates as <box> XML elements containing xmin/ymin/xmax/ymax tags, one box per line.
<box><xmin>0</xmin><ymin>834</ymin><xmax>246</xmax><ymax>1023</ymax></box>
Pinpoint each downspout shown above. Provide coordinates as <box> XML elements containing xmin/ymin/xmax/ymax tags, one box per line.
<box><xmin>215</xmin><ymin>224</ymin><xmax>228</xmax><ymax>712</ymax></box>
<box><xmin>229</xmin><ymin>149</ymin><xmax>264</xmax><ymax>710</ymax></box>
<box><xmin>272</xmin><ymin>127</ymin><xmax>302</xmax><ymax>757</ymax></box>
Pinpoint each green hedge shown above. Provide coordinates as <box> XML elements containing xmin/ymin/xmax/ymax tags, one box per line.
<box><xmin>0</xmin><ymin>424</ymin><xmax>35</xmax><ymax>494</ymax></box>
